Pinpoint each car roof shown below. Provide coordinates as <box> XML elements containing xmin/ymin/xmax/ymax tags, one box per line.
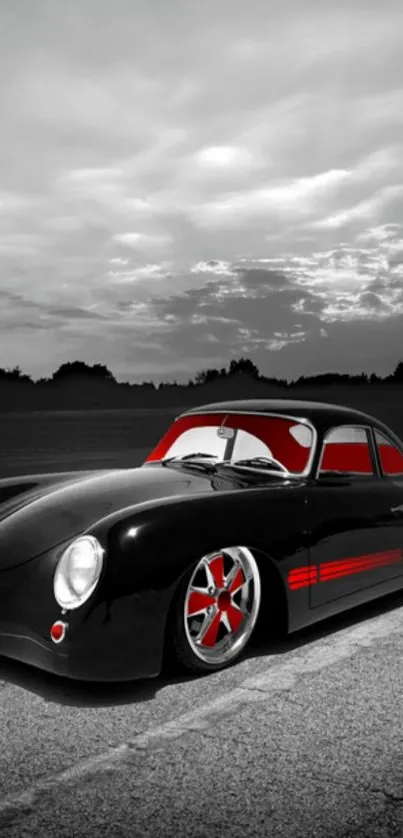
<box><xmin>180</xmin><ymin>399</ymin><xmax>381</xmax><ymax>429</ymax></box>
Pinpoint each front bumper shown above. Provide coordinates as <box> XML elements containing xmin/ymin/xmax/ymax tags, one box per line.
<box><xmin>0</xmin><ymin>615</ymin><xmax>162</xmax><ymax>681</ymax></box>
<box><xmin>0</xmin><ymin>550</ymin><xmax>171</xmax><ymax>682</ymax></box>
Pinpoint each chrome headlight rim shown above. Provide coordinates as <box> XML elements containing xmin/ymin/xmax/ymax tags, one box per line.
<box><xmin>53</xmin><ymin>534</ymin><xmax>104</xmax><ymax>611</ymax></box>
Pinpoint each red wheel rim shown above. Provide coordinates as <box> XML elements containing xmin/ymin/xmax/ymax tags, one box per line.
<box><xmin>184</xmin><ymin>546</ymin><xmax>261</xmax><ymax>665</ymax></box>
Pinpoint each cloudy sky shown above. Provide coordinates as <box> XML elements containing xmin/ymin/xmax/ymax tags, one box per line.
<box><xmin>1</xmin><ymin>0</ymin><xmax>403</xmax><ymax>382</ymax></box>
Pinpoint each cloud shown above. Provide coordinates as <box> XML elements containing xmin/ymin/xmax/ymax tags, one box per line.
<box><xmin>112</xmin><ymin>232</ymin><xmax>173</xmax><ymax>249</ymax></box>
<box><xmin>193</xmin><ymin>145</ymin><xmax>254</xmax><ymax>168</ymax></box>
<box><xmin>48</xmin><ymin>306</ymin><xmax>107</xmax><ymax>320</ymax></box>
<box><xmin>189</xmin><ymin>169</ymin><xmax>350</xmax><ymax>229</ymax></box>
<box><xmin>0</xmin><ymin>233</ymin><xmax>47</xmax><ymax>255</ymax></box>
<box><xmin>312</xmin><ymin>185</ymin><xmax>403</xmax><ymax>230</ymax></box>
<box><xmin>61</xmin><ymin>167</ymin><xmax>124</xmax><ymax>183</ymax></box>
<box><xmin>1</xmin><ymin>0</ymin><xmax>403</xmax><ymax>380</ymax></box>
<box><xmin>107</xmin><ymin>263</ymin><xmax>172</xmax><ymax>283</ymax></box>
<box><xmin>190</xmin><ymin>260</ymin><xmax>236</xmax><ymax>276</ymax></box>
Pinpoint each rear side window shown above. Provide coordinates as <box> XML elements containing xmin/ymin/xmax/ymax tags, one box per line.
<box><xmin>375</xmin><ymin>430</ymin><xmax>403</xmax><ymax>475</ymax></box>
<box><xmin>319</xmin><ymin>426</ymin><xmax>374</xmax><ymax>475</ymax></box>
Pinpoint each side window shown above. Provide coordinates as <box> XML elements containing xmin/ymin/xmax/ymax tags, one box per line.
<box><xmin>319</xmin><ymin>426</ymin><xmax>374</xmax><ymax>475</ymax></box>
<box><xmin>375</xmin><ymin>430</ymin><xmax>403</xmax><ymax>476</ymax></box>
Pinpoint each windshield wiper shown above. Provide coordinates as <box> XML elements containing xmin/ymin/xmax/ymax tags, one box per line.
<box><xmin>161</xmin><ymin>453</ymin><xmax>220</xmax><ymax>472</ymax></box>
<box><xmin>220</xmin><ymin>456</ymin><xmax>290</xmax><ymax>476</ymax></box>
<box><xmin>163</xmin><ymin>452</ymin><xmax>218</xmax><ymax>463</ymax></box>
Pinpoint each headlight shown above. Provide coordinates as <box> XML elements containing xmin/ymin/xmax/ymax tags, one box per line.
<box><xmin>54</xmin><ymin>535</ymin><xmax>104</xmax><ymax>610</ymax></box>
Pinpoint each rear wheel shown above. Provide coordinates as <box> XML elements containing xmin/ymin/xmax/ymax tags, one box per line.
<box><xmin>170</xmin><ymin>546</ymin><xmax>261</xmax><ymax>674</ymax></box>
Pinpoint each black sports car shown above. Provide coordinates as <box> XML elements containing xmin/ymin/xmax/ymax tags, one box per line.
<box><xmin>1</xmin><ymin>398</ymin><xmax>403</xmax><ymax>681</ymax></box>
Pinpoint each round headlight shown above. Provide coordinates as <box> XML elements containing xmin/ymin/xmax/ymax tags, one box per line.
<box><xmin>54</xmin><ymin>535</ymin><xmax>104</xmax><ymax>610</ymax></box>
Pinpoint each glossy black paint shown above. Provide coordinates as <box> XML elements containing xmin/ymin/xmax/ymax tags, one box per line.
<box><xmin>0</xmin><ymin>398</ymin><xmax>402</xmax><ymax>681</ymax></box>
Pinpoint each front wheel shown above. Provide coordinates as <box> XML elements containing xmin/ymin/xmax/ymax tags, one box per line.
<box><xmin>169</xmin><ymin>546</ymin><xmax>261</xmax><ymax>674</ymax></box>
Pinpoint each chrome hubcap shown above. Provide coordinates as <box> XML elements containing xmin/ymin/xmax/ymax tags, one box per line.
<box><xmin>184</xmin><ymin>546</ymin><xmax>261</xmax><ymax>665</ymax></box>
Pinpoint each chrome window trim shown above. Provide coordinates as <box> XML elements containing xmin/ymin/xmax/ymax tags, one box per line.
<box><xmin>177</xmin><ymin>410</ymin><xmax>318</xmax><ymax>477</ymax></box>
<box><xmin>315</xmin><ymin>423</ymin><xmax>377</xmax><ymax>479</ymax></box>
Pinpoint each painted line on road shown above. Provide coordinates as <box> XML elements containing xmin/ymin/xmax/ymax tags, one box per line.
<box><xmin>1</xmin><ymin>604</ymin><xmax>403</xmax><ymax>826</ymax></box>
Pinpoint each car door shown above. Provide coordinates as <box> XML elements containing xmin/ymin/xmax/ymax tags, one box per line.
<box><xmin>307</xmin><ymin>424</ymin><xmax>403</xmax><ymax>609</ymax></box>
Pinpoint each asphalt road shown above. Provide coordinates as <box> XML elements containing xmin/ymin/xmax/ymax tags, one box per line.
<box><xmin>1</xmin><ymin>591</ymin><xmax>403</xmax><ymax>838</ymax></box>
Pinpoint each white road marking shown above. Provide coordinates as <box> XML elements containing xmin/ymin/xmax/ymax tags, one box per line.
<box><xmin>1</xmin><ymin>604</ymin><xmax>403</xmax><ymax>823</ymax></box>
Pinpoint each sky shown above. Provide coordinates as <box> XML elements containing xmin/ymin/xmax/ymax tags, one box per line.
<box><xmin>1</xmin><ymin>0</ymin><xmax>403</xmax><ymax>383</ymax></box>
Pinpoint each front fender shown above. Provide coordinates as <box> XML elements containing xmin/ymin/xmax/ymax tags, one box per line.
<box><xmin>90</xmin><ymin>487</ymin><xmax>308</xmax><ymax>637</ymax></box>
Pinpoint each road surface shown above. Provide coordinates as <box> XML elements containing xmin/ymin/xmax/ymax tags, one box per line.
<box><xmin>1</xmin><ymin>591</ymin><xmax>403</xmax><ymax>837</ymax></box>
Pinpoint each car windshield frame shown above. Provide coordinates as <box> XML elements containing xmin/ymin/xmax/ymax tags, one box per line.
<box><xmin>146</xmin><ymin>410</ymin><xmax>318</xmax><ymax>477</ymax></box>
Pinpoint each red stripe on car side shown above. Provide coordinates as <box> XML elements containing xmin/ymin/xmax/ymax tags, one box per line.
<box><xmin>288</xmin><ymin>567</ymin><xmax>318</xmax><ymax>590</ymax></box>
<box><xmin>320</xmin><ymin>557</ymin><xmax>399</xmax><ymax>581</ymax></box>
<box><xmin>288</xmin><ymin>566</ymin><xmax>314</xmax><ymax>579</ymax></box>
<box><xmin>288</xmin><ymin>548</ymin><xmax>403</xmax><ymax>590</ymax></box>
<box><xmin>320</xmin><ymin>549</ymin><xmax>402</xmax><ymax>574</ymax></box>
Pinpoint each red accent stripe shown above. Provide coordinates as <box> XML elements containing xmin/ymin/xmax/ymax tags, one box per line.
<box><xmin>320</xmin><ymin>550</ymin><xmax>402</xmax><ymax>578</ymax></box>
<box><xmin>288</xmin><ymin>569</ymin><xmax>317</xmax><ymax>578</ymax></box>
<box><xmin>320</xmin><ymin>555</ymin><xmax>402</xmax><ymax>581</ymax></box>
<box><xmin>320</xmin><ymin>549</ymin><xmax>402</xmax><ymax>574</ymax></box>
<box><xmin>288</xmin><ymin>548</ymin><xmax>403</xmax><ymax>590</ymax></box>
<box><xmin>288</xmin><ymin>567</ymin><xmax>318</xmax><ymax>590</ymax></box>
<box><xmin>289</xmin><ymin>580</ymin><xmax>315</xmax><ymax>591</ymax></box>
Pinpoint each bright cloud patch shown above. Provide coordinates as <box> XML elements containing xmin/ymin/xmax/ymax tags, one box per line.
<box><xmin>113</xmin><ymin>232</ymin><xmax>173</xmax><ymax>249</ymax></box>
<box><xmin>107</xmin><ymin>263</ymin><xmax>172</xmax><ymax>283</ymax></box>
<box><xmin>190</xmin><ymin>260</ymin><xmax>236</xmax><ymax>276</ymax></box>
<box><xmin>194</xmin><ymin>145</ymin><xmax>253</xmax><ymax>168</ymax></box>
<box><xmin>190</xmin><ymin>169</ymin><xmax>350</xmax><ymax>228</ymax></box>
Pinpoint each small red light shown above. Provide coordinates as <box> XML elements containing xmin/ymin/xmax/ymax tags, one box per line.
<box><xmin>50</xmin><ymin>621</ymin><xmax>67</xmax><ymax>643</ymax></box>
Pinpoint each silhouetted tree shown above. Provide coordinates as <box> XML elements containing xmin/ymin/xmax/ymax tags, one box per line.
<box><xmin>228</xmin><ymin>358</ymin><xmax>260</xmax><ymax>378</ymax></box>
<box><xmin>194</xmin><ymin>368</ymin><xmax>221</xmax><ymax>385</ymax></box>
<box><xmin>52</xmin><ymin>361</ymin><xmax>115</xmax><ymax>382</ymax></box>
<box><xmin>0</xmin><ymin>365</ymin><xmax>32</xmax><ymax>382</ymax></box>
<box><xmin>392</xmin><ymin>361</ymin><xmax>403</xmax><ymax>382</ymax></box>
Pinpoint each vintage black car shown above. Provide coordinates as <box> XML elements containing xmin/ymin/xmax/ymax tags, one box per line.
<box><xmin>1</xmin><ymin>399</ymin><xmax>403</xmax><ymax>681</ymax></box>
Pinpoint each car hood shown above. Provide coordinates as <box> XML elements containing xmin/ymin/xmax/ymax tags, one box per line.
<box><xmin>0</xmin><ymin>464</ymin><xmax>301</xmax><ymax>569</ymax></box>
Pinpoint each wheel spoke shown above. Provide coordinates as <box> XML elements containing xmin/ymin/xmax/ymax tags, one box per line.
<box><xmin>208</xmin><ymin>554</ymin><xmax>225</xmax><ymax>589</ymax></box>
<box><xmin>226</xmin><ymin>603</ymin><xmax>244</xmax><ymax>633</ymax></box>
<box><xmin>221</xmin><ymin>611</ymin><xmax>232</xmax><ymax>633</ymax></box>
<box><xmin>187</xmin><ymin>590</ymin><xmax>216</xmax><ymax>617</ymax></box>
<box><xmin>227</xmin><ymin>567</ymin><xmax>246</xmax><ymax>595</ymax></box>
<box><xmin>203</xmin><ymin>561</ymin><xmax>216</xmax><ymax>591</ymax></box>
<box><xmin>199</xmin><ymin>610</ymin><xmax>222</xmax><ymax>646</ymax></box>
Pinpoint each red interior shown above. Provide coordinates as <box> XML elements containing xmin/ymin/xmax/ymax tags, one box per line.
<box><xmin>320</xmin><ymin>442</ymin><xmax>373</xmax><ymax>473</ymax></box>
<box><xmin>377</xmin><ymin>443</ymin><xmax>403</xmax><ymax>475</ymax></box>
<box><xmin>145</xmin><ymin>412</ymin><xmax>312</xmax><ymax>473</ymax></box>
<box><xmin>321</xmin><ymin>441</ymin><xmax>403</xmax><ymax>474</ymax></box>
<box><xmin>146</xmin><ymin>415</ymin><xmax>403</xmax><ymax>477</ymax></box>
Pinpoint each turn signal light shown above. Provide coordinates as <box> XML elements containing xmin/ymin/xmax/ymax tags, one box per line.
<box><xmin>50</xmin><ymin>621</ymin><xmax>68</xmax><ymax>643</ymax></box>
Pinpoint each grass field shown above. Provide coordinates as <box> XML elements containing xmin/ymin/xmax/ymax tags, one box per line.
<box><xmin>0</xmin><ymin>407</ymin><xmax>180</xmax><ymax>477</ymax></box>
<box><xmin>0</xmin><ymin>387</ymin><xmax>402</xmax><ymax>478</ymax></box>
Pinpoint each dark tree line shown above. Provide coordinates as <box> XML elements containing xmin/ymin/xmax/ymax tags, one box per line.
<box><xmin>0</xmin><ymin>358</ymin><xmax>403</xmax><ymax>387</ymax></box>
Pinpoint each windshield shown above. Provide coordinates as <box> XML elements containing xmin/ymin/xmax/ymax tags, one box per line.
<box><xmin>145</xmin><ymin>412</ymin><xmax>314</xmax><ymax>475</ymax></box>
